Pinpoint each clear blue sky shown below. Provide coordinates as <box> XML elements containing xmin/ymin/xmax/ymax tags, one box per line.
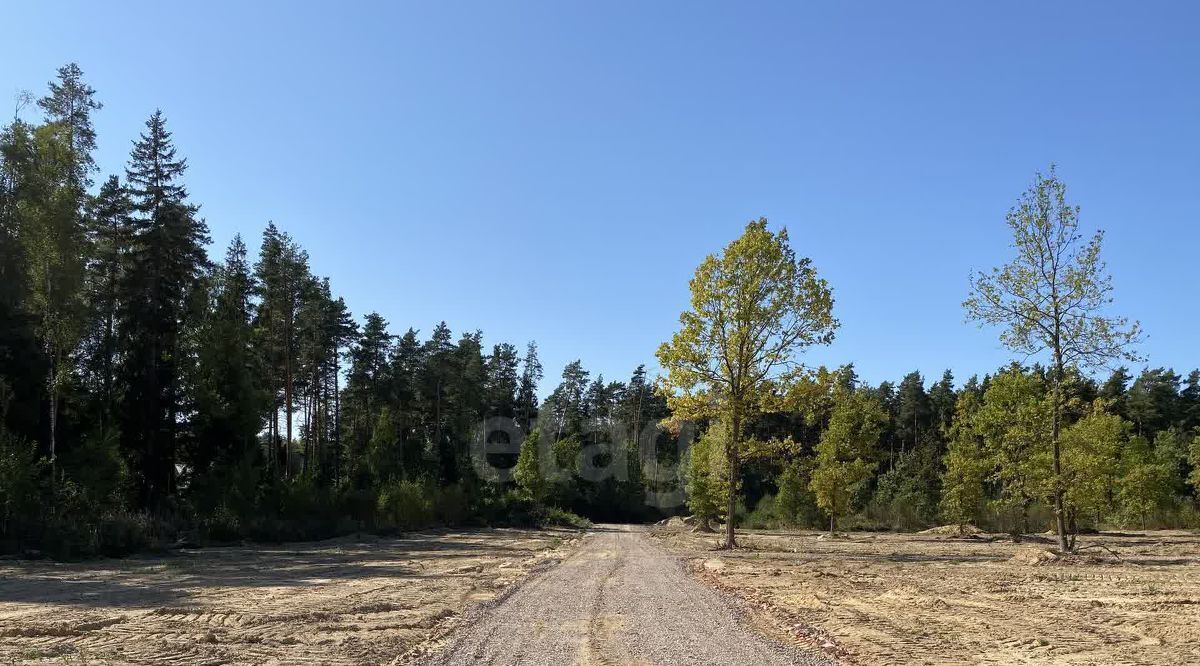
<box><xmin>5</xmin><ymin>2</ymin><xmax>1198</xmax><ymax>392</ymax></box>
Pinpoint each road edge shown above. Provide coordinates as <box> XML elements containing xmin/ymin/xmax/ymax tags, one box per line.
<box><xmin>393</xmin><ymin>528</ymin><xmax>589</xmax><ymax>665</ymax></box>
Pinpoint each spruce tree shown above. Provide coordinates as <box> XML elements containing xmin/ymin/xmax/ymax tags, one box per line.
<box><xmin>116</xmin><ymin>112</ymin><xmax>209</xmax><ymax>507</ymax></box>
<box><xmin>125</xmin><ymin>110</ymin><xmax>188</xmax><ymax>218</ymax></box>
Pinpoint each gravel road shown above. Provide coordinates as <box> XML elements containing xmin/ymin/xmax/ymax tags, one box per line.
<box><xmin>428</xmin><ymin>524</ymin><xmax>831</xmax><ymax>665</ymax></box>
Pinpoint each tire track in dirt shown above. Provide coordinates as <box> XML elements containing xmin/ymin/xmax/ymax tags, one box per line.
<box><xmin>0</xmin><ymin>528</ymin><xmax>576</xmax><ymax>665</ymax></box>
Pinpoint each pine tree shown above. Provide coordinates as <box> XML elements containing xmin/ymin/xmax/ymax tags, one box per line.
<box><xmin>928</xmin><ymin>370</ymin><xmax>956</xmax><ymax>435</ymax></box>
<box><xmin>341</xmin><ymin>313</ymin><xmax>393</xmax><ymax>485</ymax></box>
<box><xmin>253</xmin><ymin>223</ymin><xmax>311</xmax><ymax>475</ymax></box>
<box><xmin>1127</xmin><ymin>368</ymin><xmax>1182</xmax><ymax>436</ymax></box>
<box><xmin>191</xmin><ymin>236</ymin><xmax>266</xmax><ymax>475</ymax></box>
<box><xmin>484</xmin><ymin>343</ymin><xmax>520</xmax><ymax>419</ymax></box>
<box><xmin>38</xmin><ymin>63</ymin><xmax>102</xmax><ymax>188</ymax></box>
<box><xmin>1100</xmin><ymin>367</ymin><xmax>1132</xmax><ymax>420</ymax></box>
<box><xmin>388</xmin><ymin>329</ymin><xmax>425</xmax><ymax>478</ymax></box>
<box><xmin>1181</xmin><ymin>370</ymin><xmax>1200</xmax><ymax>432</ymax></box>
<box><xmin>515</xmin><ymin>341</ymin><xmax>542</xmax><ymax>431</ymax></box>
<box><xmin>896</xmin><ymin>371</ymin><xmax>931</xmax><ymax>456</ymax></box>
<box><xmin>80</xmin><ymin>176</ymin><xmax>131</xmax><ymax>440</ymax></box>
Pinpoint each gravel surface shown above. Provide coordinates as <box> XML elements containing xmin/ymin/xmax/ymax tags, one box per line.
<box><xmin>428</xmin><ymin>524</ymin><xmax>831</xmax><ymax>665</ymax></box>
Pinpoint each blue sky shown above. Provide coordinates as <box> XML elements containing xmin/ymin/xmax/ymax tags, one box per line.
<box><xmin>4</xmin><ymin>2</ymin><xmax>1198</xmax><ymax>392</ymax></box>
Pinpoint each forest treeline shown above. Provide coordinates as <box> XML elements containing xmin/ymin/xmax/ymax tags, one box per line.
<box><xmin>2</xmin><ymin>65</ymin><xmax>1198</xmax><ymax>558</ymax></box>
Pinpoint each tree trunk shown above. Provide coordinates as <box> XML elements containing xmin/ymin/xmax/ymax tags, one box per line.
<box><xmin>1051</xmin><ymin>352</ymin><xmax>1069</xmax><ymax>553</ymax></box>
<box><xmin>285</xmin><ymin>341</ymin><xmax>292</xmax><ymax>478</ymax></box>
<box><xmin>48</xmin><ymin>360</ymin><xmax>57</xmax><ymax>488</ymax></box>
<box><xmin>723</xmin><ymin>411</ymin><xmax>740</xmax><ymax>549</ymax></box>
<box><xmin>334</xmin><ymin>353</ymin><xmax>341</xmax><ymax>485</ymax></box>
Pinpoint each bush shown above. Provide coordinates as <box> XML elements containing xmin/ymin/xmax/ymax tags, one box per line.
<box><xmin>201</xmin><ymin>504</ymin><xmax>243</xmax><ymax>543</ymax></box>
<box><xmin>94</xmin><ymin>511</ymin><xmax>153</xmax><ymax>557</ymax></box>
<box><xmin>0</xmin><ymin>430</ymin><xmax>44</xmax><ymax>552</ymax></box>
<box><xmin>534</xmin><ymin>505</ymin><xmax>591</xmax><ymax>528</ymax></box>
<box><xmin>432</xmin><ymin>483</ymin><xmax>472</xmax><ymax>525</ymax></box>
<box><xmin>742</xmin><ymin>494</ymin><xmax>778</xmax><ymax>529</ymax></box>
<box><xmin>868</xmin><ymin>446</ymin><xmax>942</xmax><ymax>531</ymax></box>
<box><xmin>775</xmin><ymin>460</ymin><xmax>824</xmax><ymax>528</ymax></box>
<box><xmin>375</xmin><ymin>480</ymin><xmax>434</xmax><ymax>531</ymax></box>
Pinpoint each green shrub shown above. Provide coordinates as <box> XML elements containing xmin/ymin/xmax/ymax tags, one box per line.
<box><xmin>743</xmin><ymin>494</ymin><xmax>778</xmax><ymax>529</ymax></box>
<box><xmin>432</xmin><ymin>483</ymin><xmax>472</xmax><ymax>525</ymax></box>
<box><xmin>534</xmin><ymin>506</ymin><xmax>591</xmax><ymax>528</ymax></box>
<box><xmin>375</xmin><ymin>480</ymin><xmax>434</xmax><ymax>531</ymax></box>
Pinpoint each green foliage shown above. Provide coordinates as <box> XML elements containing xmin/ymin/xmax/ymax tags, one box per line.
<box><xmin>682</xmin><ymin>421</ymin><xmax>731</xmax><ymax>529</ymax></box>
<box><xmin>870</xmin><ymin>444</ymin><xmax>942</xmax><ymax>530</ymax></box>
<box><xmin>974</xmin><ymin>369</ymin><xmax>1053</xmax><ymax>529</ymax></box>
<box><xmin>514</xmin><ymin>430</ymin><xmax>548</xmax><ymax>502</ymax></box>
<box><xmin>657</xmin><ymin>218</ymin><xmax>838</xmax><ymax>547</ymax></box>
<box><xmin>375</xmin><ymin>479</ymin><xmax>434</xmax><ymax>531</ymax></box>
<box><xmin>1060</xmin><ymin>403</ymin><xmax>1127</xmax><ymax>526</ymax></box>
<box><xmin>741</xmin><ymin>493</ymin><xmax>779</xmax><ymax>529</ymax></box>
<box><xmin>5</xmin><ymin>64</ymin><xmax>1200</xmax><ymax>560</ymax></box>
<box><xmin>965</xmin><ymin>166</ymin><xmax>1141</xmax><ymax>550</ymax></box>
<box><xmin>810</xmin><ymin>389</ymin><xmax>885</xmax><ymax>531</ymax></box>
<box><xmin>0</xmin><ymin>429</ymin><xmax>44</xmax><ymax>548</ymax></box>
<box><xmin>1117</xmin><ymin>435</ymin><xmax>1178</xmax><ymax>528</ymax></box>
<box><xmin>940</xmin><ymin>391</ymin><xmax>987</xmax><ymax>526</ymax></box>
<box><xmin>533</xmin><ymin>506</ymin><xmax>592</xmax><ymax>529</ymax></box>
<box><xmin>1188</xmin><ymin>430</ymin><xmax>1200</xmax><ymax>495</ymax></box>
<box><xmin>774</xmin><ymin>459</ymin><xmax>822</xmax><ymax>527</ymax></box>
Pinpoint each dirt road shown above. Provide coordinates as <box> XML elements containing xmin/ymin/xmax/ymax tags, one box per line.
<box><xmin>427</xmin><ymin>525</ymin><xmax>830</xmax><ymax>665</ymax></box>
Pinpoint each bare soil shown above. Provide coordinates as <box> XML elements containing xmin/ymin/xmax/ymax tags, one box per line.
<box><xmin>0</xmin><ymin>528</ymin><xmax>579</xmax><ymax>665</ymax></box>
<box><xmin>652</xmin><ymin>527</ymin><xmax>1200</xmax><ymax>666</ymax></box>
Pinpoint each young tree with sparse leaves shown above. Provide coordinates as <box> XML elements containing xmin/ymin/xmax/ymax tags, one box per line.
<box><xmin>965</xmin><ymin>166</ymin><xmax>1141</xmax><ymax>552</ymax></box>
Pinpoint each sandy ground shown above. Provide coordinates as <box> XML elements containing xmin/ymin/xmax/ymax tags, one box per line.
<box><xmin>651</xmin><ymin>527</ymin><xmax>1200</xmax><ymax>666</ymax></box>
<box><xmin>425</xmin><ymin>524</ymin><xmax>830</xmax><ymax>666</ymax></box>
<box><xmin>0</xmin><ymin>528</ymin><xmax>579</xmax><ymax>665</ymax></box>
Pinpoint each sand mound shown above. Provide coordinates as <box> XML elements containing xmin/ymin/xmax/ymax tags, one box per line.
<box><xmin>919</xmin><ymin>524</ymin><xmax>983</xmax><ymax>536</ymax></box>
<box><xmin>1009</xmin><ymin>547</ymin><xmax>1060</xmax><ymax>566</ymax></box>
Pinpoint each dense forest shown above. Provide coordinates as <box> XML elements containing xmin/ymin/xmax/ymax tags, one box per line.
<box><xmin>2</xmin><ymin>65</ymin><xmax>1198</xmax><ymax>558</ymax></box>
